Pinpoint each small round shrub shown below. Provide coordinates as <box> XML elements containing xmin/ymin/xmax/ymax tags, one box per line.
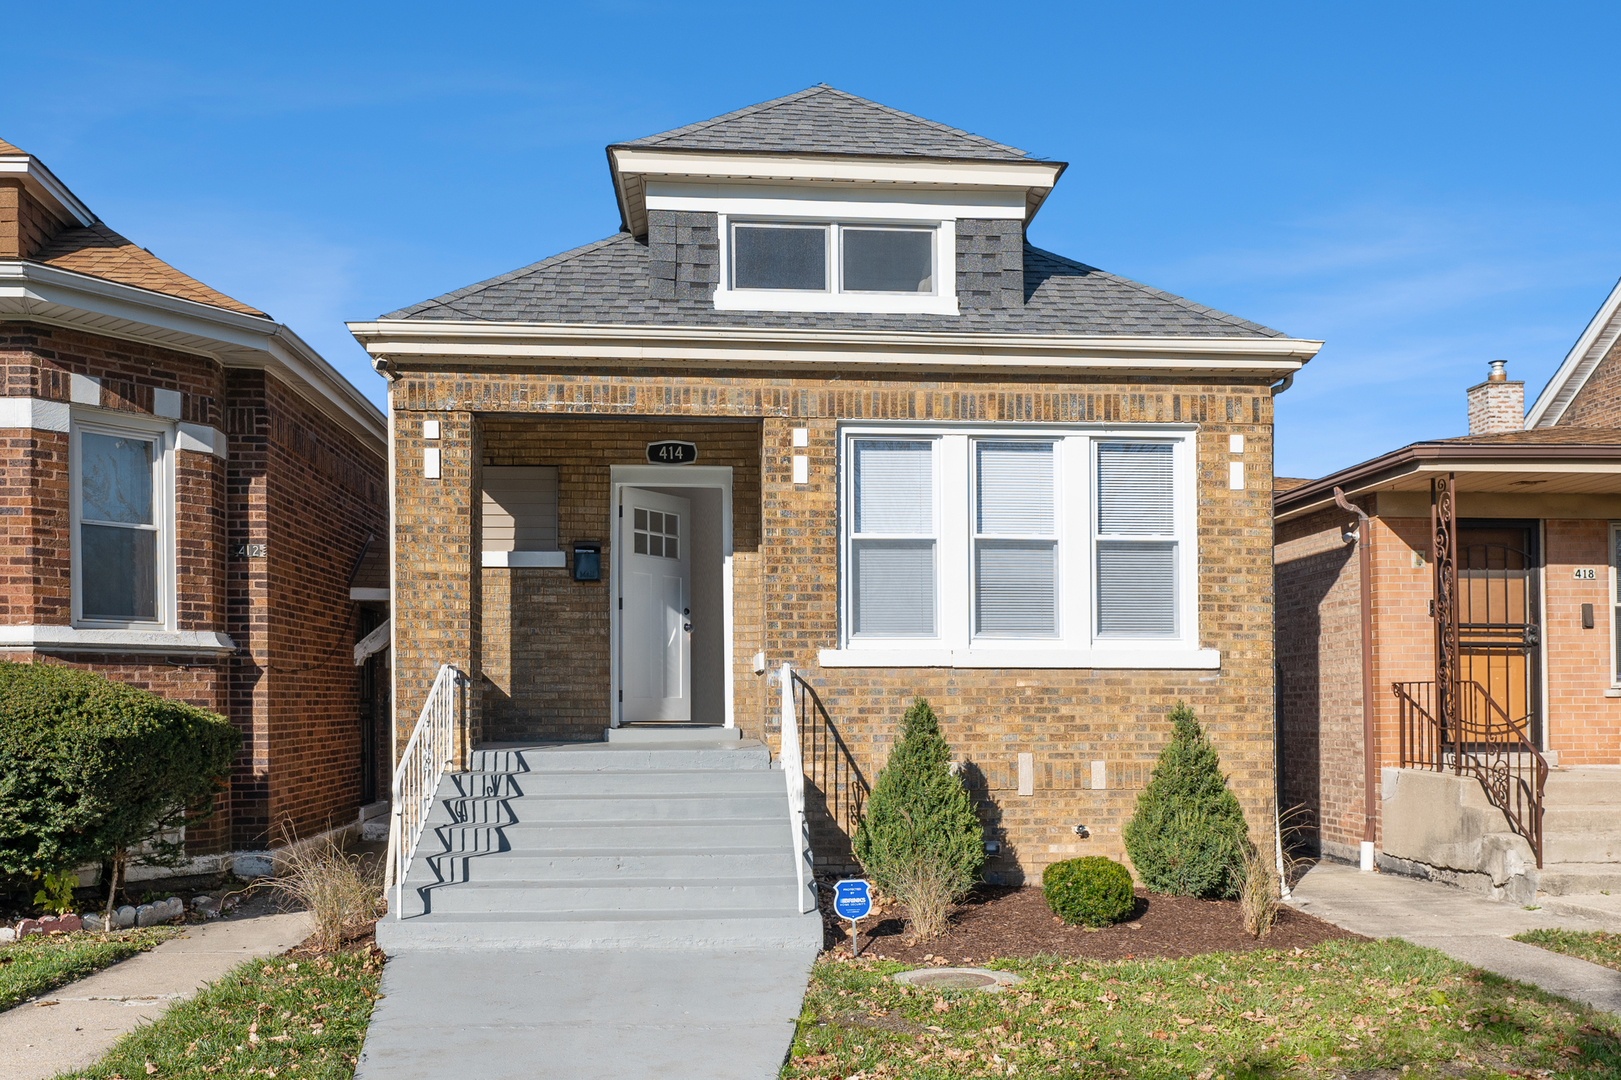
<box><xmin>1042</xmin><ymin>856</ymin><xmax>1135</xmax><ymax>927</ymax></box>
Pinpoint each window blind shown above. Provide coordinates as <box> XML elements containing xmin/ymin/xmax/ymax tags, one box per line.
<box><xmin>853</xmin><ymin>441</ymin><xmax>932</xmax><ymax>534</ymax></box>
<box><xmin>976</xmin><ymin>541</ymin><xmax>1057</xmax><ymax>635</ymax></box>
<box><xmin>977</xmin><ymin>442</ymin><xmax>1054</xmax><ymax>535</ymax></box>
<box><xmin>1096</xmin><ymin>442</ymin><xmax>1176</xmax><ymax>636</ymax></box>
<box><xmin>975</xmin><ymin>442</ymin><xmax>1057</xmax><ymax>635</ymax></box>
<box><xmin>1097</xmin><ymin>543</ymin><xmax>1177</xmax><ymax>635</ymax></box>
<box><xmin>852</xmin><ymin>541</ymin><xmax>936</xmax><ymax>636</ymax></box>
<box><xmin>1097</xmin><ymin>443</ymin><xmax>1173</xmax><ymax>535</ymax></box>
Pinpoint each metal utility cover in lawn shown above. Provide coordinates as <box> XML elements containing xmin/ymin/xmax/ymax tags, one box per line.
<box><xmin>891</xmin><ymin>967</ymin><xmax>1024</xmax><ymax>992</ymax></box>
<box><xmin>833</xmin><ymin>880</ymin><xmax>871</xmax><ymax>920</ymax></box>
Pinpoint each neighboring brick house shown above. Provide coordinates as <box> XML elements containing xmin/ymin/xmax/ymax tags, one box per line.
<box><xmin>351</xmin><ymin>86</ymin><xmax>1323</xmax><ymax>887</ymax></box>
<box><xmin>1277</xmin><ymin>280</ymin><xmax>1621</xmax><ymax>903</ymax></box>
<box><xmin>0</xmin><ymin>137</ymin><xmax>390</xmax><ymax>867</ymax></box>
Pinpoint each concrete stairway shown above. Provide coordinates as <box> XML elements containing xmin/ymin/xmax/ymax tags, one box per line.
<box><xmin>1536</xmin><ymin>768</ymin><xmax>1621</xmax><ymax>899</ymax></box>
<box><xmin>374</xmin><ymin>728</ymin><xmax>824</xmax><ymax>952</ymax></box>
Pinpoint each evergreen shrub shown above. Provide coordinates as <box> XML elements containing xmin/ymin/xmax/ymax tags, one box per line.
<box><xmin>1041</xmin><ymin>856</ymin><xmax>1135</xmax><ymax>927</ymax></box>
<box><xmin>0</xmin><ymin>661</ymin><xmax>240</xmax><ymax>904</ymax></box>
<box><xmin>1121</xmin><ymin>702</ymin><xmax>1248</xmax><ymax>899</ymax></box>
<box><xmin>852</xmin><ymin>697</ymin><xmax>983</xmax><ymax>940</ymax></box>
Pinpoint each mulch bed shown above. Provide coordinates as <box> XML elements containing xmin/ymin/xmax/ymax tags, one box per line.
<box><xmin>820</xmin><ymin>884</ymin><xmax>1363</xmax><ymax>965</ymax></box>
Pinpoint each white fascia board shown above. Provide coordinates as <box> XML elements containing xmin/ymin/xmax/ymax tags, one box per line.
<box><xmin>348</xmin><ymin>319</ymin><xmax>1322</xmax><ymax>377</ymax></box>
<box><xmin>0</xmin><ymin>625</ymin><xmax>237</xmax><ymax>655</ymax></box>
<box><xmin>1526</xmin><ymin>276</ymin><xmax>1621</xmax><ymax>428</ymax></box>
<box><xmin>644</xmin><ymin>180</ymin><xmax>1026</xmax><ymax>221</ymax></box>
<box><xmin>0</xmin><ymin>157</ymin><xmax>97</xmax><ymax>227</ymax></box>
<box><xmin>0</xmin><ymin>261</ymin><xmax>385</xmax><ymax>451</ymax></box>
<box><xmin>614</xmin><ymin>149</ymin><xmax>1063</xmax><ymax>191</ymax></box>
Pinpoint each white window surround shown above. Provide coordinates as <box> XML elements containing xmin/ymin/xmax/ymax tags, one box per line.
<box><xmin>714</xmin><ymin>214</ymin><xmax>958</xmax><ymax>315</ymax></box>
<box><xmin>70</xmin><ymin>409</ymin><xmax>177</xmax><ymax>632</ymax></box>
<box><xmin>820</xmin><ymin>422</ymin><xmax>1217</xmax><ymax>671</ymax></box>
<box><xmin>1610</xmin><ymin>522</ymin><xmax>1621</xmax><ymax>686</ymax></box>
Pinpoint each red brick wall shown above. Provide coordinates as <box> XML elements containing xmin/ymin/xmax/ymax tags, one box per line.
<box><xmin>0</xmin><ymin>427</ymin><xmax>69</xmax><ymax>624</ymax></box>
<box><xmin>1543</xmin><ymin>519</ymin><xmax>1621</xmax><ymax>764</ymax></box>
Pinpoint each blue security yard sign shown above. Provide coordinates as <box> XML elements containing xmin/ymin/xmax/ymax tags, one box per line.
<box><xmin>834</xmin><ymin>879</ymin><xmax>872</xmax><ymax>920</ymax></box>
<box><xmin>834</xmin><ymin>879</ymin><xmax>872</xmax><ymax>956</ymax></box>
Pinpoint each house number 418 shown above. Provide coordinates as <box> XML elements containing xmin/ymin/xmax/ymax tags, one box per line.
<box><xmin>1574</xmin><ymin>568</ymin><xmax>1597</xmax><ymax>580</ymax></box>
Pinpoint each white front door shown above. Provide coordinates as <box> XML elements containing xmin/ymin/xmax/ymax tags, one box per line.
<box><xmin>619</xmin><ymin>488</ymin><xmax>692</xmax><ymax>722</ymax></box>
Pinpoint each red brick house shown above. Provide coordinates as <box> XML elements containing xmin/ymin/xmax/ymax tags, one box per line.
<box><xmin>1276</xmin><ymin>279</ymin><xmax>1621</xmax><ymax>904</ymax></box>
<box><xmin>0</xmin><ymin>137</ymin><xmax>390</xmax><ymax>871</ymax></box>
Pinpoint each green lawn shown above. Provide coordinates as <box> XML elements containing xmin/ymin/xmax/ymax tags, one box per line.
<box><xmin>55</xmin><ymin>947</ymin><xmax>381</xmax><ymax>1080</ymax></box>
<box><xmin>785</xmin><ymin>938</ymin><xmax>1621</xmax><ymax>1078</ymax></box>
<box><xmin>0</xmin><ymin>928</ymin><xmax>179</xmax><ymax>1012</ymax></box>
<box><xmin>1513</xmin><ymin>929</ymin><xmax>1621</xmax><ymax>974</ymax></box>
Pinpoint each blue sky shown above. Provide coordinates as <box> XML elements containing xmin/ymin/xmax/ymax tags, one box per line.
<box><xmin>7</xmin><ymin>1</ymin><xmax>1620</xmax><ymax>479</ymax></box>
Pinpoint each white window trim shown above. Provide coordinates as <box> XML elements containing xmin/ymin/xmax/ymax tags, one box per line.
<box><xmin>713</xmin><ymin>213</ymin><xmax>958</xmax><ymax>315</ymax></box>
<box><xmin>822</xmin><ymin>422</ymin><xmax>1216</xmax><ymax>671</ymax></box>
<box><xmin>1610</xmin><ymin>521</ymin><xmax>1621</xmax><ymax>687</ymax></box>
<box><xmin>70</xmin><ymin>409</ymin><xmax>177</xmax><ymax>632</ymax></box>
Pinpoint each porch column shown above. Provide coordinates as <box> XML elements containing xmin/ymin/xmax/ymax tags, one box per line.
<box><xmin>392</xmin><ymin>406</ymin><xmax>482</xmax><ymax>765</ymax></box>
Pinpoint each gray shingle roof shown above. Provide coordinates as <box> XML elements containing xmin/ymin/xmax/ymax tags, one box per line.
<box><xmin>615</xmin><ymin>85</ymin><xmax>1034</xmax><ymax>162</ymax></box>
<box><xmin>383</xmin><ymin>233</ymin><xmax>1285</xmax><ymax>338</ymax></box>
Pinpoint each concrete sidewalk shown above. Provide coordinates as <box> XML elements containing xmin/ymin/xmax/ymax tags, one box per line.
<box><xmin>1288</xmin><ymin>860</ymin><xmax>1621</xmax><ymax>1016</ymax></box>
<box><xmin>0</xmin><ymin>911</ymin><xmax>311</xmax><ymax>1080</ymax></box>
<box><xmin>354</xmin><ymin>946</ymin><xmax>819</xmax><ymax>1080</ymax></box>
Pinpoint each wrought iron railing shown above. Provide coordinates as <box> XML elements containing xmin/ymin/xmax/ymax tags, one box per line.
<box><xmin>385</xmin><ymin>663</ymin><xmax>466</xmax><ymax>918</ymax></box>
<box><xmin>1393</xmin><ymin>678</ymin><xmax>1547</xmax><ymax>867</ymax></box>
<box><xmin>787</xmin><ymin>667</ymin><xmax>870</xmax><ymax>875</ymax></box>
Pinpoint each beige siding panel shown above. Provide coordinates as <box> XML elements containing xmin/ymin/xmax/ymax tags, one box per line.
<box><xmin>482</xmin><ymin>466</ymin><xmax>559</xmax><ymax>552</ymax></box>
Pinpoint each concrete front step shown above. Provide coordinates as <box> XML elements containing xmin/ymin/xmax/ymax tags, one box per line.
<box><xmin>1537</xmin><ymin>862</ymin><xmax>1621</xmax><ymax>896</ymax></box>
<box><xmin>376</xmin><ymin>909</ymin><xmax>824</xmax><ymax>951</ymax></box>
<box><xmin>450</xmin><ymin>768</ymin><xmax>785</xmax><ymax>797</ymax></box>
<box><xmin>431</xmin><ymin>818</ymin><xmax>789</xmax><ymax>852</ymax></box>
<box><xmin>471</xmin><ymin>743</ymin><xmax>771</xmax><ymax>773</ymax></box>
<box><xmin>417</xmin><ymin>877</ymin><xmax>802</xmax><ymax>914</ymax></box>
<box><xmin>444</xmin><ymin>792</ymin><xmax>788</xmax><ymax>824</ymax></box>
<box><xmin>424</xmin><ymin>848</ymin><xmax>792</xmax><ymax>884</ymax></box>
<box><xmin>605</xmin><ymin>725</ymin><xmax>741</xmax><ymax>743</ymax></box>
<box><xmin>1542</xmin><ymin>833</ymin><xmax>1621</xmax><ymax>864</ymax></box>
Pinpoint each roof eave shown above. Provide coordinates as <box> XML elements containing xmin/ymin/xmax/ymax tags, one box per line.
<box><xmin>1525</xmin><ymin>276</ymin><xmax>1621</xmax><ymax>428</ymax></box>
<box><xmin>1274</xmin><ymin>440</ymin><xmax>1621</xmax><ymax>521</ymax></box>
<box><xmin>0</xmin><ymin>154</ymin><xmax>97</xmax><ymax>228</ymax></box>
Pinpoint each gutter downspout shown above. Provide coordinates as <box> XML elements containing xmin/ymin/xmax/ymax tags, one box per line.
<box><xmin>1333</xmin><ymin>486</ymin><xmax>1377</xmax><ymax>872</ymax></box>
<box><xmin>1271</xmin><ymin>370</ymin><xmax>1293</xmax><ymax>896</ymax></box>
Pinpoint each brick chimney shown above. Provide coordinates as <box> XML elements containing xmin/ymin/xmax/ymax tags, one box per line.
<box><xmin>1467</xmin><ymin>360</ymin><xmax>1524</xmax><ymax>435</ymax></box>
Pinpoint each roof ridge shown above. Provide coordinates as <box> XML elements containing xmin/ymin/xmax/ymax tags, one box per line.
<box><xmin>384</xmin><ymin>234</ymin><xmax>634</xmax><ymax>319</ymax></box>
<box><xmin>619</xmin><ymin>85</ymin><xmax>1028</xmax><ymax>158</ymax></box>
<box><xmin>1025</xmin><ymin>244</ymin><xmax>1284</xmax><ymax>338</ymax></box>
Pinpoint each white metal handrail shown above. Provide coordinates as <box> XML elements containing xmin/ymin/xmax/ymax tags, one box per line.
<box><xmin>779</xmin><ymin>663</ymin><xmax>816</xmax><ymax>913</ymax></box>
<box><xmin>386</xmin><ymin>663</ymin><xmax>465</xmax><ymax>919</ymax></box>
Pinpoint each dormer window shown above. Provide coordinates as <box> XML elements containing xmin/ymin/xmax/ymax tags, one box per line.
<box><xmin>713</xmin><ymin>214</ymin><xmax>957</xmax><ymax>315</ymax></box>
<box><xmin>731</xmin><ymin>222</ymin><xmax>935</xmax><ymax>295</ymax></box>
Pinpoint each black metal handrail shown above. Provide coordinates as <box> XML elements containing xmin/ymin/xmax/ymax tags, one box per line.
<box><xmin>1393</xmin><ymin>679</ymin><xmax>1546</xmax><ymax>867</ymax></box>
<box><xmin>789</xmin><ymin>670</ymin><xmax>870</xmax><ymax>872</ymax></box>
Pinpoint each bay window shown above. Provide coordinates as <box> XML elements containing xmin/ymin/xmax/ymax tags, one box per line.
<box><xmin>831</xmin><ymin>425</ymin><xmax>1207</xmax><ymax>668</ymax></box>
<box><xmin>72</xmin><ymin>415</ymin><xmax>172</xmax><ymax>627</ymax></box>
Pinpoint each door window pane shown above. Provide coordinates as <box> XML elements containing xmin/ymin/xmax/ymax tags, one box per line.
<box><xmin>733</xmin><ymin>225</ymin><xmax>826</xmax><ymax>291</ymax></box>
<box><xmin>842</xmin><ymin>228</ymin><xmax>932</xmax><ymax>293</ymax></box>
<box><xmin>81</xmin><ymin>523</ymin><xmax>157</xmax><ymax>620</ymax></box>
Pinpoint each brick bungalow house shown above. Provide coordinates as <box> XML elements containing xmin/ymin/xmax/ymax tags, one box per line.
<box><xmin>0</xmin><ymin>137</ymin><xmax>391</xmax><ymax>871</ymax></box>
<box><xmin>350</xmin><ymin>87</ymin><xmax>1323</xmax><ymax>945</ymax></box>
<box><xmin>1276</xmin><ymin>278</ymin><xmax>1621</xmax><ymax>904</ymax></box>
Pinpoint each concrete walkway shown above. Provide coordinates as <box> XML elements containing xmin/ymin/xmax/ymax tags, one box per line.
<box><xmin>0</xmin><ymin>911</ymin><xmax>311</xmax><ymax>1080</ymax></box>
<box><xmin>1288</xmin><ymin>861</ymin><xmax>1621</xmax><ymax>1015</ymax></box>
<box><xmin>355</xmin><ymin>946</ymin><xmax>819</xmax><ymax>1080</ymax></box>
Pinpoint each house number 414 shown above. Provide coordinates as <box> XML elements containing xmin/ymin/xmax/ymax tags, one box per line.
<box><xmin>1574</xmin><ymin>568</ymin><xmax>1597</xmax><ymax>580</ymax></box>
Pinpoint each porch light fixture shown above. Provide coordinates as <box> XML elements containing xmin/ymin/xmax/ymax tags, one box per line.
<box><xmin>572</xmin><ymin>542</ymin><xmax>602</xmax><ymax>582</ymax></box>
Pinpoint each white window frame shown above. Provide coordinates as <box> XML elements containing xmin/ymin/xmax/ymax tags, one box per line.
<box><xmin>824</xmin><ymin>422</ymin><xmax>1216</xmax><ymax>670</ymax></box>
<box><xmin>714</xmin><ymin>213</ymin><xmax>958</xmax><ymax>316</ymax></box>
<box><xmin>70</xmin><ymin>410</ymin><xmax>176</xmax><ymax>631</ymax></box>
<box><xmin>1610</xmin><ymin>522</ymin><xmax>1621</xmax><ymax>687</ymax></box>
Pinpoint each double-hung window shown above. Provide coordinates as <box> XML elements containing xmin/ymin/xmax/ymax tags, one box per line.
<box><xmin>72</xmin><ymin>416</ymin><xmax>172</xmax><ymax>627</ymax></box>
<box><xmin>833</xmin><ymin>425</ymin><xmax>1205</xmax><ymax>668</ymax></box>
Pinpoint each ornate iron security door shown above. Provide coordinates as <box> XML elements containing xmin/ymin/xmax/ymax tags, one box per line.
<box><xmin>1456</xmin><ymin>522</ymin><xmax>1542</xmax><ymax>750</ymax></box>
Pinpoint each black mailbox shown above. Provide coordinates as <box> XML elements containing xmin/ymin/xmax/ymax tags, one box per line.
<box><xmin>572</xmin><ymin>542</ymin><xmax>602</xmax><ymax>582</ymax></box>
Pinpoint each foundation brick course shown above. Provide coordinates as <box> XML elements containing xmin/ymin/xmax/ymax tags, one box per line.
<box><xmin>391</xmin><ymin>365</ymin><xmax>1279</xmax><ymax>882</ymax></box>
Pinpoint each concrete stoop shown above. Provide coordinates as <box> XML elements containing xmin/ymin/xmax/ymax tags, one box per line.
<box><xmin>1377</xmin><ymin>766</ymin><xmax>1621</xmax><ymax>908</ymax></box>
<box><xmin>375</xmin><ymin>730</ymin><xmax>823</xmax><ymax>953</ymax></box>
